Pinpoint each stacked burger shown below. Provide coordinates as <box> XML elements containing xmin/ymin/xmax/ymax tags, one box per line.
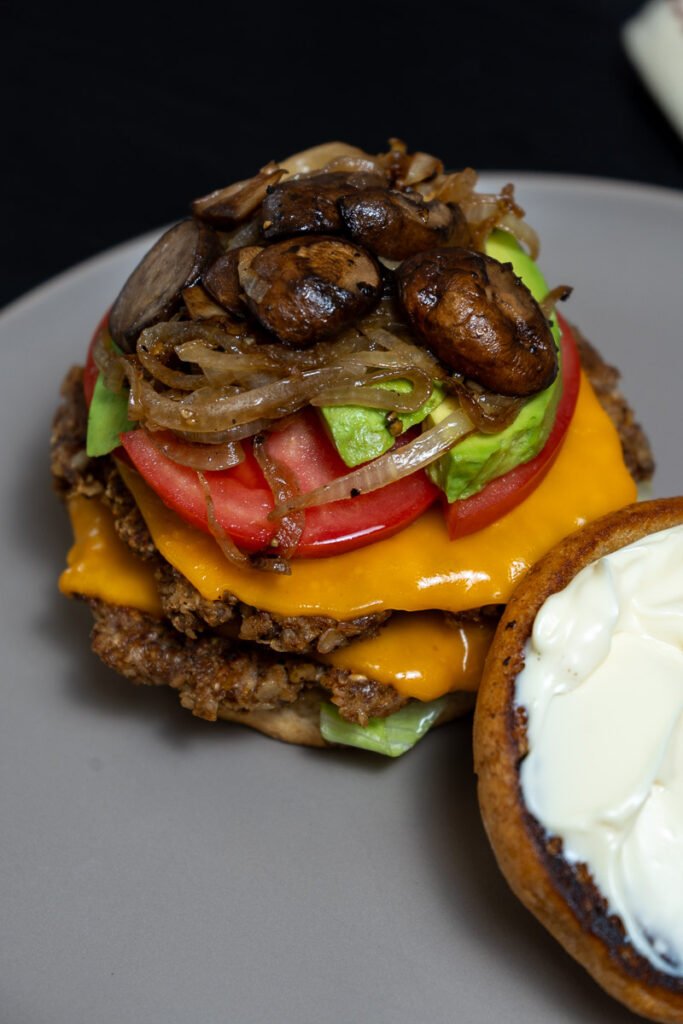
<box><xmin>52</xmin><ymin>140</ymin><xmax>652</xmax><ymax>757</ymax></box>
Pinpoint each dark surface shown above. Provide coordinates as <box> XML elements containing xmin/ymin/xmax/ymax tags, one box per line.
<box><xmin>3</xmin><ymin>0</ymin><xmax>682</xmax><ymax>311</ymax></box>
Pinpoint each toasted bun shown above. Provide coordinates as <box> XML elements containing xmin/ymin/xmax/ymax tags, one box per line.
<box><xmin>218</xmin><ymin>687</ymin><xmax>475</xmax><ymax>748</ymax></box>
<box><xmin>217</xmin><ymin>688</ymin><xmax>330</xmax><ymax>747</ymax></box>
<box><xmin>473</xmin><ymin>497</ymin><xmax>683</xmax><ymax>1023</ymax></box>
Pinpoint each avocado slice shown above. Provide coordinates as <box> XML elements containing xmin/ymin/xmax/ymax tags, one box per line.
<box><xmin>86</xmin><ymin>338</ymin><xmax>137</xmax><ymax>457</ymax></box>
<box><xmin>320</xmin><ymin>380</ymin><xmax>445</xmax><ymax>467</ymax></box>
<box><xmin>426</xmin><ymin>231</ymin><xmax>561</xmax><ymax>502</ymax></box>
<box><xmin>426</xmin><ymin>370</ymin><xmax>560</xmax><ymax>501</ymax></box>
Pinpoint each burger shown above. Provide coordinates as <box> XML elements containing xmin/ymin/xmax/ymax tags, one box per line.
<box><xmin>51</xmin><ymin>140</ymin><xmax>653</xmax><ymax>756</ymax></box>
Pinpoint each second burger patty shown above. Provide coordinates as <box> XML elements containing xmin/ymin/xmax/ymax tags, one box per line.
<box><xmin>51</xmin><ymin>329</ymin><xmax>654</xmax><ymax>723</ymax></box>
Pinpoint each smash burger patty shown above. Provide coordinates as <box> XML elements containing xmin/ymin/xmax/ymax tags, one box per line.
<box><xmin>52</xmin><ymin>141</ymin><xmax>653</xmax><ymax>753</ymax></box>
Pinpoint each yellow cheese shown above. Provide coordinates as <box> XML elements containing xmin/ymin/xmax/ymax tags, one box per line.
<box><xmin>59</xmin><ymin>495</ymin><xmax>163</xmax><ymax>616</ymax></box>
<box><xmin>117</xmin><ymin>373</ymin><xmax>636</xmax><ymax>620</ymax></box>
<box><xmin>321</xmin><ymin>613</ymin><xmax>495</xmax><ymax>700</ymax></box>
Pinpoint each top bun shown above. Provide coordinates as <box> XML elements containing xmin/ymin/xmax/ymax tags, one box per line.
<box><xmin>474</xmin><ymin>497</ymin><xmax>683</xmax><ymax>1023</ymax></box>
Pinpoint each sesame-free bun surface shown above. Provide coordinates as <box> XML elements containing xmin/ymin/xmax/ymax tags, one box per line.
<box><xmin>474</xmin><ymin>497</ymin><xmax>683</xmax><ymax>1023</ymax></box>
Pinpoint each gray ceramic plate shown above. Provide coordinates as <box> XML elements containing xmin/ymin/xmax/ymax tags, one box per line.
<box><xmin>2</xmin><ymin>175</ymin><xmax>682</xmax><ymax>1024</ymax></box>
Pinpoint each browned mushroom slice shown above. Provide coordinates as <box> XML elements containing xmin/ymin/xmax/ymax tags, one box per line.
<box><xmin>261</xmin><ymin>171</ymin><xmax>386</xmax><ymax>241</ymax></box>
<box><xmin>192</xmin><ymin>163</ymin><xmax>285</xmax><ymax>229</ymax></box>
<box><xmin>240</xmin><ymin>237</ymin><xmax>382</xmax><ymax>346</ymax></box>
<box><xmin>396</xmin><ymin>248</ymin><xmax>558</xmax><ymax>397</ymax></box>
<box><xmin>203</xmin><ymin>249</ymin><xmax>251</xmax><ymax>317</ymax></box>
<box><xmin>339</xmin><ymin>189</ymin><xmax>460</xmax><ymax>260</ymax></box>
<box><xmin>109</xmin><ymin>219</ymin><xmax>221</xmax><ymax>352</ymax></box>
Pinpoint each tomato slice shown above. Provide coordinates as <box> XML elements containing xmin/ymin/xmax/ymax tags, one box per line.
<box><xmin>443</xmin><ymin>314</ymin><xmax>581</xmax><ymax>539</ymax></box>
<box><xmin>120</xmin><ymin>411</ymin><xmax>440</xmax><ymax>558</ymax></box>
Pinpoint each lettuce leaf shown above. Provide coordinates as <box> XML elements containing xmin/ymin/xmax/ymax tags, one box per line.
<box><xmin>320</xmin><ymin>698</ymin><xmax>447</xmax><ymax>757</ymax></box>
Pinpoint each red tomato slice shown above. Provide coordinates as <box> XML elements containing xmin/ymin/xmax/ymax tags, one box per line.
<box><xmin>120</xmin><ymin>411</ymin><xmax>440</xmax><ymax>558</ymax></box>
<box><xmin>443</xmin><ymin>314</ymin><xmax>581</xmax><ymax>539</ymax></box>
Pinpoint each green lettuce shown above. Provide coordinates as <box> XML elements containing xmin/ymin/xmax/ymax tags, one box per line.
<box><xmin>320</xmin><ymin>698</ymin><xmax>447</xmax><ymax>757</ymax></box>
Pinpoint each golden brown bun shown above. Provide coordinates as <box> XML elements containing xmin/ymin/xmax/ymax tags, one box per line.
<box><xmin>218</xmin><ymin>687</ymin><xmax>475</xmax><ymax>748</ymax></box>
<box><xmin>473</xmin><ymin>497</ymin><xmax>683</xmax><ymax>1023</ymax></box>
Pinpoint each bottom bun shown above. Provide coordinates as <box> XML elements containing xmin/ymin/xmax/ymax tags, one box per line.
<box><xmin>217</xmin><ymin>689</ymin><xmax>330</xmax><ymax>747</ymax></box>
<box><xmin>217</xmin><ymin>688</ymin><xmax>475</xmax><ymax>748</ymax></box>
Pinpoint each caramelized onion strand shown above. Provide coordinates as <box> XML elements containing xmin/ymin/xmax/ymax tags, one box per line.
<box><xmin>312</xmin><ymin>368</ymin><xmax>432</xmax><ymax>413</ymax></box>
<box><xmin>196</xmin><ymin>471</ymin><xmax>290</xmax><ymax>575</ymax></box>
<box><xmin>145</xmin><ymin>430</ymin><xmax>244</xmax><ymax>471</ymax></box>
<box><xmin>253</xmin><ymin>435</ymin><xmax>304</xmax><ymax>558</ymax></box>
<box><xmin>196</xmin><ymin>471</ymin><xmax>252</xmax><ymax>568</ymax></box>
<box><xmin>271</xmin><ymin>409</ymin><xmax>474</xmax><ymax>517</ymax></box>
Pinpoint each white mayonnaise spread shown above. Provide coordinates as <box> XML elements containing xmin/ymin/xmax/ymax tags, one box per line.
<box><xmin>517</xmin><ymin>524</ymin><xmax>683</xmax><ymax>976</ymax></box>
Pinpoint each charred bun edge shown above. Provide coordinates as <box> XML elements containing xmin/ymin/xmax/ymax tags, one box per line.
<box><xmin>473</xmin><ymin>497</ymin><xmax>683</xmax><ymax>1023</ymax></box>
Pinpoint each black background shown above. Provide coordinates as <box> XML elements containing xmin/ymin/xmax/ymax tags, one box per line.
<box><xmin>4</xmin><ymin>0</ymin><xmax>682</xmax><ymax>310</ymax></box>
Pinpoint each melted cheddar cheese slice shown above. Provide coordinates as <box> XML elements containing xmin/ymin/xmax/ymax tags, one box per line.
<box><xmin>321</xmin><ymin>613</ymin><xmax>495</xmax><ymax>701</ymax></box>
<box><xmin>60</xmin><ymin>494</ymin><xmax>163</xmax><ymax>616</ymax></box>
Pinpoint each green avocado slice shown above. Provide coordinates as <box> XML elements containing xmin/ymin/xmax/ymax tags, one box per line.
<box><xmin>86</xmin><ymin>342</ymin><xmax>137</xmax><ymax>457</ymax></box>
<box><xmin>320</xmin><ymin>380</ymin><xmax>445</xmax><ymax>468</ymax></box>
<box><xmin>426</xmin><ymin>374</ymin><xmax>560</xmax><ymax>501</ymax></box>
